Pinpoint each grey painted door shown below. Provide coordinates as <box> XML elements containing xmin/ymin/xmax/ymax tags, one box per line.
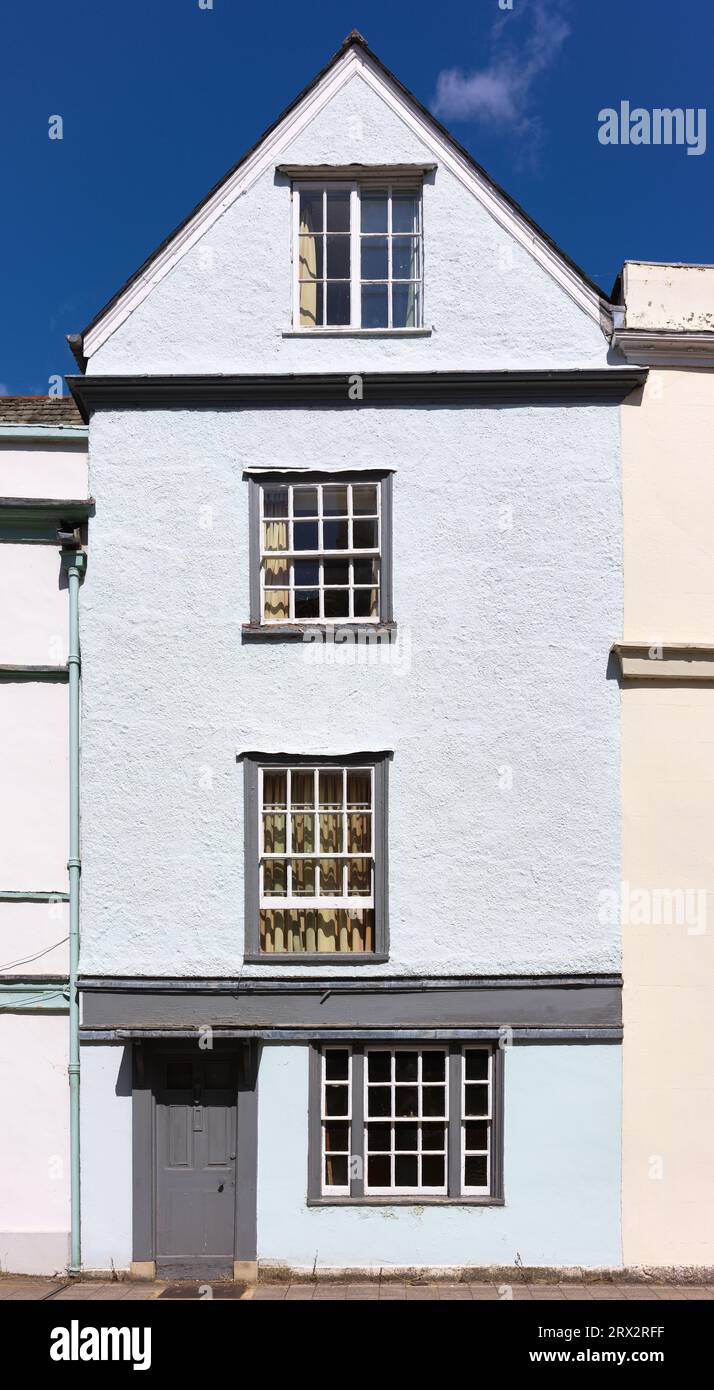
<box><xmin>154</xmin><ymin>1053</ymin><xmax>238</xmax><ymax>1278</ymax></box>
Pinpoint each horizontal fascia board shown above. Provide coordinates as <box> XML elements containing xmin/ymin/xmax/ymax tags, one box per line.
<box><xmin>612</xmin><ymin>329</ymin><xmax>714</xmax><ymax>366</ymax></box>
<box><xmin>81</xmin><ymin>1027</ymin><xmax>623</xmax><ymax>1042</ymax></box>
<box><xmin>613</xmin><ymin>640</ymin><xmax>714</xmax><ymax>680</ymax></box>
<box><xmin>242</xmin><ymin>464</ymin><xmax>396</xmax><ymax>474</ymax></box>
<box><xmin>276</xmin><ymin>162</ymin><xmax>436</xmax><ymax>178</ymax></box>
<box><xmin>79</xmin><ymin>979</ymin><xmax>622</xmax><ymax>1031</ymax></box>
<box><xmin>0</xmin><ymin>666</ymin><xmax>69</xmax><ymax>682</ymax></box>
<box><xmin>78</xmin><ymin>973</ymin><xmax>622</xmax><ymax>991</ymax></box>
<box><xmin>0</xmin><ymin>497</ymin><xmax>94</xmax><ymax>519</ymax></box>
<box><xmin>0</xmin><ymin>889</ymin><xmax>69</xmax><ymax>900</ymax></box>
<box><xmin>67</xmin><ymin>368</ymin><xmax>647</xmax><ymax>418</ymax></box>
<box><xmin>0</xmin><ymin>425</ymin><xmax>87</xmax><ymax>441</ymax></box>
<box><xmin>0</xmin><ymin>980</ymin><xmax>69</xmax><ymax>1011</ymax></box>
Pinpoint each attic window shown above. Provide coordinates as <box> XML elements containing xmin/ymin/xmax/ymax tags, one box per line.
<box><xmin>293</xmin><ymin>183</ymin><xmax>423</xmax><ymax>330</ymax></box>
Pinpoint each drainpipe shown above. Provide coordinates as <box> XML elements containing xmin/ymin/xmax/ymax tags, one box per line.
<box><xmin>60</xmin><ymin>542</ymin><xmax>86</xmax><ymax>1275</ymax></box>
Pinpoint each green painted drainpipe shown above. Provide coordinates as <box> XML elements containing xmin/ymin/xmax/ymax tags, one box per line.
<box><xmin>62</xmin><ymin>547</ymin><xmax>86</xmax><ymax>1275</ymax></box>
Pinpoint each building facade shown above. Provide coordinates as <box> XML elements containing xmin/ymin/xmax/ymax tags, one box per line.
<box><xmin>65</xmin><ymin>34</ymin><xmax>640</xmax><ymax>1278</ymax></box>
<box><xmin>15</xmin><ymin>38</ymin><xmax>714</xmax><ymax>1283</ymax></box>
<box><xmin>0</xmin><ymin>396</ymin><xmax>88</xmax><ymax>1274</ymax></box>
<box><xmin>613</xmin><ymin>262</ymin><xmax>714</xmax><ymax>1269</ymax></box>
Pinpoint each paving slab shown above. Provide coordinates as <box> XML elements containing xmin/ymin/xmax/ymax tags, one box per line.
<box><xmin>0</xmin><ymin>1276</ymin><xmax>709</xmax><ymax>1301</ymax></box>
<box><xmin>614</xmin><ymin>1285</ymin><xmax>664</xmax><ymax>1300</ymax></box>
<box><xmin>0</xmin><ymin>1280</ymin><xmax>64</xmax><ymax>1300</ymax></box>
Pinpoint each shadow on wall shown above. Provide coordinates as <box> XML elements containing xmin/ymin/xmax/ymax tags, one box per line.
<box><xmin>115</xmin><ymin>1044</ymin><xmax>132</xmax><ymax>1099</ymax></box>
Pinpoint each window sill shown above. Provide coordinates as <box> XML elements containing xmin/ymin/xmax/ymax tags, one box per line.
<box><xmin>282</xmin><ymin>328</ymin><xmax>432</xmax><ymax>339</ymax></box>
<box><xmin>241</xmin><ymin>622</ymin><xmax>397</xmax><ymax>643</ymax></box>
<box><xmin>243</xmin><ymin>954</ymin><xmax>389</xmax><ymax>966</ymax></box>
<box><xmin>307</xmin><ymin>1196</ymin><xmax>505</xmax><ymax>1208</ymax></box>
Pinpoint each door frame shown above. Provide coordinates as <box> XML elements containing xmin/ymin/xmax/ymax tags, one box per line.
<box><xmin>131</xmin><ymin>1039</ymin><xmax>259</xmax><ymax>1280</ymax></box>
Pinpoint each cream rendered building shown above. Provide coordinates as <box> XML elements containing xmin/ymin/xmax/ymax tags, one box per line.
<box><xmin>614</xmin><ymin>262</ymin><xmax>714</xmax><ymax>1268</ymax></box>
<box><xmin>0</xmin><ymin>396</ymin><xmax>88</xmax><ymax>1274</ymax></box>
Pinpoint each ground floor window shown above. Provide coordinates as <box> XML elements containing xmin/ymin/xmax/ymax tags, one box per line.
<box><xmin>309</xmin><ymin>1042</ymin><xmax>504</xmax><ymax>1203</ymax></box>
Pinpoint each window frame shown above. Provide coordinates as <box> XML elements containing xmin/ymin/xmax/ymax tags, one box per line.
<box><xmin>308</xmin><ymin>1042</ymin><xmax>505</xmax><ymax>1205</ymax></box>
<box><xmin>362</xmin><ymin>1044</ymin><xmax>449</xmax><ymax>1197</ymax></box>
<box><xmin>247</xmin><ymin>472</ymin><xmax>393</xmax><ymax>629</ymax></box>
<box><xmin>243</xmin><ymin>752</ymin><xmax>390</xmax><ymax>963</ymax></box>
<box><xmin>258</xmin><ymin>763</ymin><xmax>376</xmax><ymax>911</ymax></box>
<box><xmin>291</xmin><ymin>181</ymin><xmax>424</xmax><ymax>332</ymax></box>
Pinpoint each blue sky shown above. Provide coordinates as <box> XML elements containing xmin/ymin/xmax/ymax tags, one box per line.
<box><xmin>1</xmin><ymin>0</ymin><xmax>712</xmax><ymax>393</ymax></box>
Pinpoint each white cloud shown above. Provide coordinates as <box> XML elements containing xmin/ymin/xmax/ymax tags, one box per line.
<box><xmin>432</xmin><ymin>0</ymin><xmax>570</xmax><ymax>134</ymax></box>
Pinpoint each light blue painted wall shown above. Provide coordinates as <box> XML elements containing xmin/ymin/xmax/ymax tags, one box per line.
<box><xmin>79</xmin><ymin>63</ymin><xmax>623</xmax><ymax>982</ymax></box>
<box><xmin>88</xmin><ymin>73</ymin><xmax>609</xmax><ymax>376</ymax></box>
<box><xmin>80</xmin><ymin>400</ymin><xmax>622</xmax><ymax>979</ymax></box>
<box><xmin>80</xmin><ymin>1043</ymin><xmax>133</xmax><ymax>1271</ymax></box>
<box><xmin>257</xmin><ymin>1043</ymin><xmax>623</xmax><ymax>1269</ymax></box>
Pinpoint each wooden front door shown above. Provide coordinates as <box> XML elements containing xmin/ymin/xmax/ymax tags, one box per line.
<box><xmin>154</xmin><ymin>1053</ymin><xmax>238</xmax><ymax>1279</ymax></box>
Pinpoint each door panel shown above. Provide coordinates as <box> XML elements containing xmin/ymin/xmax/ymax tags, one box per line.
<box><xmin>154</xmin><ymin>1053</ymin><xmax>238</xmax><ymax>1277</ymax></box>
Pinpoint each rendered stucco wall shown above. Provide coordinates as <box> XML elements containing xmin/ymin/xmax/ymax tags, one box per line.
<box><xmin>80</xmin><ymin>401</ymin><xmax>622</xmax><ymax>978</ymax></box>
<box><xmin>622</xmin><ymin>369</ymin><xmax>714</xmax><ymax>639</ymax></box>
<box><xmin>622</xmin><ymin>686</ymin><xmax>714</xmax><ymax>1266</ymax></box>
<box><xmin>0</xmin><ymin>535</ymin><xmax>70</xmax><ymax>968</ymax></box>
<box><xmin>0</xmin><ymin>441</ymin><xmax>87</xmax><ymax>500</ymax></box>
<box><xmin>257</xmin><ymin>1042</ymin><xmax>622</xmax><ymax>1270</ymax></box>
<box><xmin>0</xmin><ymin>545</ymin><xmax>68</xmax><ymax>664</ymax></box>
<box><xmin>0</xmin><ymin>902</ymin><xmax>69</xmax><ymax>976</ymax></box>
<box><xmin>80</xmin><ymin>1043</ymin><xmax>133</xmax><ymax>1272</ymax></box>
<box><xmin>88</xmin><ymin>73</ymin><xmax>608</xmax><ymax>376</ymax></box>
<box><xmin>620</xmin><ymin>352</ymin><xmax>714</xmax><ymax>1265</ymax></box>
<box><xmin>623</xmin><ymin>261</ymin><xmax>714</xmax><ymax>333</ymax></box>
<box><xmin>0</xmin><ymin>1013</ymin><xmax>69</xmax><ymax>1274</ymax></box>
<box><xmin>0</xmin><ymin>439</ymin><xmax>85</xmax><ymax>1276</ymax></box>
<box><xmin>0</xmin><ymin>683</ymin><xmax>68</xmax><ymax>891</ymax></box>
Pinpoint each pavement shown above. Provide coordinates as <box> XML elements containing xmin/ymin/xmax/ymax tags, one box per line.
<box><xmin>1</xmin><ymin>1278</ymin><xmax>713</xmax><ymax>1301</ymax></box>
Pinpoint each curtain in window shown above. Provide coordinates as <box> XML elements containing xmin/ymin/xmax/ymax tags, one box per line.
<box><xmin>259</xmin><ymin>908</ymin><xmax>373</xmax><ymax>954</ymax></box>
<box><xmin>403</xmin><ymin>281</ymin><xmax>416</xmax><ymax>328</ymax></box>
<box><xmin>299</xmin><ymin>200</ymin><xmax>319</xmax><ymax>328</ymax></box>
<box><xmin>319</xmin><ymin>769</ymin><xmax>342</xmax><ymax>855</ymax></box>
<box><xmin>263</xmin><ymin>520</ymin><xmax>288</xmax><ymax>550</ymax></box>
<box><xmin>262</xmin><ymin>771</ymin><xmax>287</xmax><ymax>869</ymax></box>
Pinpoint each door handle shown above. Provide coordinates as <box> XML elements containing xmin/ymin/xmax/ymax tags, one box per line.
<box><xmin>218</xmin><ymin>1182</ymin><xmax>225</xmax><ymax>1193</ymax></box>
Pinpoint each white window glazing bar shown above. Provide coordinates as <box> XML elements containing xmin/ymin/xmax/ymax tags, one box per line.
<box><xmin>460</xmin><ymin>1047</ymin><xmax>491</xmax><ymax>1195</ymax></box>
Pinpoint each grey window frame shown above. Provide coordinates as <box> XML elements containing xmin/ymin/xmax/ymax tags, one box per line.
<box><xmin>247</xmin><ymin>472</ymin><xmax>394</xmax><ymax>630</ymax></box>
<box><xmin>308</xmin><ymin>1041</ymin><xmax>505</xmax><ymax>1205</ymax></box>
<box><xmin>242</xmin><ymin>751</ymin><xmax>390</xmax><ymax>964</ymax></box>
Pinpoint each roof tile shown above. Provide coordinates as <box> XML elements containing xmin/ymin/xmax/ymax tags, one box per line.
<box><xmin>0</xmin><ymin>396</ymin><xmax>84</xmax><ymax>425</ymax></box>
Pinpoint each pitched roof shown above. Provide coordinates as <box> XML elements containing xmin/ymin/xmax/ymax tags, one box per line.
<box><xmin>69</xmin><ymin>31</ymin><xmax>611</xmax><ymax>368</ymax></box>
<box><xmin>0</xmin><ymin>396</ymin><xmax>84</xmax><ymax>425</ymax></box>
